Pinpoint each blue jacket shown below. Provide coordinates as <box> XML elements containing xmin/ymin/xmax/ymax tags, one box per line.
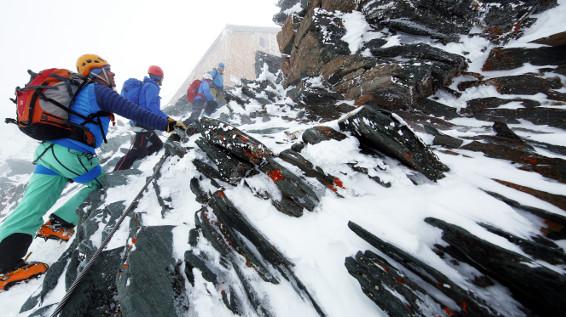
<box><xmin>209</xmin><ymin>68</ymin><xmax>224</xmax><ymax>90</ymax></box>
<box><xmin>194</xmin><ymin>79</ymin><xmax>216</xmax><ymax>103</ymax></box>
<box><xmin>139</xmin><ymin>76</ymin><xmax>161</xmax><ymax>114</ymax></box>
<box><xmin>132</xmin><ymin>76</ymin><xmax>162</xmax><ymax>127</ymax></box>
<box><xmin>53</xmin><ymin>83</ymin><xmax>169</xmax><ymax>154</ymax></box>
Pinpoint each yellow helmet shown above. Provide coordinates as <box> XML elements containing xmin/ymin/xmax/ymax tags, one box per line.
<box><xmin>76</xmin><ymin>54</ymin><xmax>109</xmax><ymax>76</ymax></box>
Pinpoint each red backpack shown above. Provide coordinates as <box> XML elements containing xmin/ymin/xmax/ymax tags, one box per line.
<box><xmin>6</xmin><ymin>68</ymin><xmax>102</xmax><ymax>146</ymax></box>
<box><xmin>186</xmin><ymin>79</ymin><xmax>203</xmax><ymax>103</ymax></box>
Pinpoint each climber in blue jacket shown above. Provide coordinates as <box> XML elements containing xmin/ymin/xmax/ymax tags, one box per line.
<box><xmin>115</xmin><ymin>65</ymin><xmax>166</xmax><ymax>171</ymax></box>
<box><xmin>208</xmin><ymin>62</ymin><xmax>225</xmax><ymax>92</ymax></box>
<box><xmin>0</xmin><ymin>54</ymin><xmax>187</xmax><ymax>288</ymax></box>
<box><xmin>187</xmin><ymin>72</ymin><xmax>220</xmax><ymax>123</ymax></box>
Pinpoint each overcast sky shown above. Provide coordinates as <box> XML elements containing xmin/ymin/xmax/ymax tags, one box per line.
<box><xmin>0</xmin><ymin>0</ymin><xmax>279</xmax><ymax>120</ymax></box>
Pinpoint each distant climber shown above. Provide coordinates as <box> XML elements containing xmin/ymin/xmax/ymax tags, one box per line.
<box><xmin>114</xmin><ymin>65</ymin><xmax>166</xmax><ymax>171</ymax></box>
<box><xmin>208</xmin><ymin>62</ymin><xmax>225</xmax><ymax>98</ymax></box>
<box><xmin>186</xmin><ymin>73</ymin><xmax>220</xmax><ymax>123</ymax></box>
<box><xmin>0</xmin><ymin>54</ymin><xmax>187</xmax><ymax>291</ymax></box>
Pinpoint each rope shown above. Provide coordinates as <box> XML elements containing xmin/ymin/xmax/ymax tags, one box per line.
<box><xmin>49</xmin><ymin>152</ymin><xmax>170</xmax><ymax>317</ymax></box>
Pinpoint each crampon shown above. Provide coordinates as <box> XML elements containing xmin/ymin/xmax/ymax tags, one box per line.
<box><xmin>0</xmin><ymin>262</ymin><xmax>48</xmax><ymax>291</ymax></box>
<box><xmin>37</xmin><ymin>220</ymin><xmax>75</xmax><ymax>241</ymax></box>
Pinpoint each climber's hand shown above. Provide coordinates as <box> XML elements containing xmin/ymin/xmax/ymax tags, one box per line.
<box><xmin>166</xmin><ymin>117</ymin><xmax>188</xmax><ymax>133</ymax></box>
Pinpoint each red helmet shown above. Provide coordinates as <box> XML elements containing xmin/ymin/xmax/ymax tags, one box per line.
<box><xmin>148</xmin><ymin>65</ymin><xmax>164</xmax><ymax>78</ymax></box>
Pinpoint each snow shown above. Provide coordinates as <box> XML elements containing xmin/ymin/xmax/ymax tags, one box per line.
<box><xmin>1</xmin><ymin>3</ymin><xmax>566</xmax><ymax>317</ymax></box>
<box><xmin>341</xmin><ymin>11</ymin><xmax>372</xmax><ymax>54</ymax></box>
<box><xmin>507</xmin><ymin>0</ymin><xmax>566</xmax><ymax>48</ymax></box>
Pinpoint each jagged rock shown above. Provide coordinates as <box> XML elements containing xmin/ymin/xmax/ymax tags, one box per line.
<box><xmin>346</xmin><ymin>250</ymin><xmax>454</xmax><ymax>317</ymax></box>
<box><xmin>193</xmin><ymin>190</ymin><xmax>325</xmax><ymax>316</ymax></box>
<box><xmin>274</xmin><ymin>0</ymin><xmax>308</xmax><ymax>25</ymax></box>
<box><xmin>433</xmin><ymin>135</ymin><xmax>463</xmax><ymax>149</ymax></box>
<box><xmin>483</xmin><ymin>46</ymin><xmax>566</xmax><ymax>71</ymax></box>
<box><xmin>190</xmin><ymin>177</ymin><xmax>210</xmax><ymax>204</ymax></box>
<box><xmin>259</xmin><ymin>157</ymin><xmax>320</xmax><ymax>216</ymax></box>
<box><xmin>478</xmin><ymin>222</ymin><xmax>566</xmax><ymax>265</ymax></box>
<box><xmin>482</xmin><ymin>190</ymin><xmax>566</xmax><ymax>240</ymax></box>
<box><xmin>492</xmin><ymin>121</ymin><xmax>523</xmax><ymax>141</ymax></box>
<box><xmin>277</xmin><ymin>14</ymin><xmax>302</xmax><ymax>55</ymax></box>
<box><xmin>287</xmin><ymin>8</ymin><xmax>350</xmax><ymax>84</ymax></box>
<box><xmin>347</xmin><ymin>221</ymin><xmax>503</xmax><ymax>317</ymax></box>
<box><xmin>463</xmin><ymin>97</ymin><xmax>566</xmax><ymax>129</ymax></box>
<box><xmin>361</xmin><ymin>0</ymin><xmax>557</xmax><ymax>43</ymax></box>
<box><xmin>461</xmin><ymin>75</ymin><xmax>563</xmax><ymax>95</ymax></box>
<box><xmin>195</xmin><ymin>138</ymin><xmax>257</xmax><ymax>185</ymax></box>
<box><xmin>465</xmin><ymin>97</ymin><xmax>540</xmax><ymax>112</ymax></box>
<box><xmin>493</xmin><ymin>179</ymin><xmax>566</xmax><ymax>211</ymax></box>
<box><xmin>197</xmin><ymin>118</ymin><xmax>319</xmax><ymax>216</ymax></box>
<box><xmin>360</xmin><ymin>0</ymin><xmax>474</xmax><ymax>37</ymax></box>
<box><xmin>321</xmin><ymin>0</ymin><xmax>356</xmax><ymax>12</ymax></box>
<box><xmin>301</xmin><ymin>126</ymin><xmax>347</xmax><ymax>145</ymax></box>
<box><xmin>415</xmin><ymin>98</ymin><xmax>458</xmax><ymax>119</ymax></box>
<box><xmin>369</xmin><ymin>44</ymin><xmax>467</xmax><ymax>86</ymax></box>
<box><xmin>117</xmin><ymin>225</ymin><xmax>187</xmax><ymax>317</ymax></box>
<box><xmin>339</xmin><ymin>106</ymin><xmax>449</xmax><ymax>181</ymax></box>
<box><xmin>346</xmin><ymin>162</ymin><xmax>391</xmax><ymax>187</ymax></box>
<box><xmin>461</xmin><ymin>141</ymin><xmax>566</xmax><ymax>182</ymax></box>
<box><xmin>320</xmin><ymin>55</ymin><xmax>376</xmax><ymax>85</ymax></box>
<box><xmin>184</xmin><ymin>250</ymin><xmax>218</xmax><ymax>285</ymax></box>
<box><xmin>279</xmin><ymin>149</ymin><xmax>345</xmax><ymax>193</ymax></box>
<box><xmin>337</xmin><ymin>62</ymin><xmax>434</xmax><ymax>106</ymax></box>
<box><xmin>255</xmin><ymin>51</ymin><xmax>282</xmax><ymax>77</ymax></box>
<box><xmin>198</xmin><ymin>117</ymin><xmax>275</xmax><ymax>165</ymax></box>
<box><xmin>425</xmin><ymin>217</ymin><xmax>566</xmax><ymax>317</ymax></box>
<box><xmin>532</xmin><ymin>31</ymin><xmax>566</xmax><ymax>46</ymax></box>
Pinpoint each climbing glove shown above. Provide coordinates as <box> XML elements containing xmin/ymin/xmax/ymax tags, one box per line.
<box><xmin>166</xmin><ymin>117</ymin><xmax>188</xmax><ymax>133</ymax></box>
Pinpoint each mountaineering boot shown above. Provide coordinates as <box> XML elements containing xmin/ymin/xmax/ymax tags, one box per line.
<box><xmin>0</xmin><ymin>261</ymin><xmax>49</xmax><ymax>291</ymax></box>
<box><xmin>36</xmin><ymin>215</ymin><xmax>75</xmax><ymax>241</ymax></box>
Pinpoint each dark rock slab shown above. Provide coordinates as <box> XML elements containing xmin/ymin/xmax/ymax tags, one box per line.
<box><xmin>287</xmin><ymin>8</ymin><xmax>350</xmax><ymax>84</ymax></box>
<box><xmin>301</xmin><ymin>126</ymin><xmax>347</xmax><ymax>145</ymax></box>
<box><xmin>195</xmin><ymin>138</ymin><xmax>257</xmax><ymax>185</ymax></box>
<box><xmin>346</xmin><ymin>250</ymin><xmax>454</xmax><ymax>317</ymax></box>
<box><xmin>433</xmin><ymin>135</ymin><xmax>464</xmax><ymax>149</ymax></box>
<box><xmin>194</xmin><ymin>191</ymin><xmax>325</xmax><ymax>316</ymax></box>
<box><xmin>198</xmin><ymin>117</ymin><xmax>275</xmax><ymax>165</ymax></box>
<box><xmin>463</xmin><ymin>97</ymin><xmax>565</xmax><ymax>129</ymax></box>
<box><xmin>117</xmin><ymin>225</ymin><xmax>188</xmax><ymax>317</ymax></box>
<box><xmin>493</xmin><ymin>178</ymin><xmax>566</xmax><ymax>211</ymax></box>
<box><xmin>416</xmin><ymin>98</ymin><xmax>459</xmax><ymax>119</ymax></box>
<box><xmin>259</xmin><ymin>157</ymin><xmax>320</xmax><ymax>216</ymax></box>
<box><xmin>492</xmin><ymin>121</ymin><xmax>523</xmax><ymax>141</ymax></box>
<box><xmin>339</xmin><ymin>106</ymin><xmax>449</xmax><ymax>181</ymax></box>
<box><xmin>482</xmin><ymin>190</ymin><xmax>566</xmax><ymax>240</ymax></box>
<box><xmin>360</xmin><ymin>0</ymin><xmax>474</xmax><ymax>37</ymax></box>
<box><xmin>369</xmin><ymin>44</ymin><xmax>467</xmax><ymax>86</ymax></box>
<box><xmin>532</xmin><ymin>31</ymin><xmax>566</xmax><ymax>46</ymax></box>
<box><xmin>461</xmin><ymin>141</ymin><xmax>566</xmax><ymax>182</ymax></box>
<box><xmin>279</xmin><ymin>149</ymin><xmax>345</xmax><ymax>194</ymax></box>
<box><xmin>483</xmin><ymin>46</ymin><xmax>566</xmax><ymax>71</ymax></box>
<box><xmin>485</xmin><ymin>75</ymin><xmax>562</xmax><ymax>95</ymax></box>
<box><xmin>478</xmin><ymin>222</ymin><xmax>566</xmax><ymax>265</ymax></box>
<box><xmin>425</xmin><ymin>217</ymin><xmax>566</xmax><ymax>317</ymax></box>
<box><xmin>277</xmin><ymin>14</ymin><xmax>302</xmax><ymax>54</ymax></box>
<box><xmin>348</xmin><ymin>221</ymin><xmax>503</xmax><ymax>317</ymax></box>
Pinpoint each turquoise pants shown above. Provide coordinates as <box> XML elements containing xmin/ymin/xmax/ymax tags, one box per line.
<box><xmin>0</xmin><ymin>143</ymin><xmax>104</xmax><ymax>242</ymax></box>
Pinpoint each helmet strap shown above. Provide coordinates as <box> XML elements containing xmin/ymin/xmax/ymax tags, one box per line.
<box><xmin>90</xmin><ymin>69</ymin><xmax>112</xmax><ymax>88</ymax></box>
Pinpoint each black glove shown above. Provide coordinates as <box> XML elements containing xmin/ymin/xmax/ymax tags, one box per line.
<box><xmin>166</xmin><ymin>117</ymin><xmax>188</xmax><ymax>133</ymax></box>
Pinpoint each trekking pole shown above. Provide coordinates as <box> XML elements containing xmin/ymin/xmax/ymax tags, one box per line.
<box><xmin>49</xmin><ymin>132</ymin><xmax>186</xmax><ymax>317</ymax></box>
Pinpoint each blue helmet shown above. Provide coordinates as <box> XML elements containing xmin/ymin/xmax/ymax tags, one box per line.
<box><xmin>218</xmin><ymin>62</ymin><xmax>225</xmax><ymax>69</ymax></box>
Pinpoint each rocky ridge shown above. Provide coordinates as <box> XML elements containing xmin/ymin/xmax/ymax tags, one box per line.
<box><xmin>0</xmin><ymin>1</ymin><xmax>565</xmax><ymax>316</ymax></box>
